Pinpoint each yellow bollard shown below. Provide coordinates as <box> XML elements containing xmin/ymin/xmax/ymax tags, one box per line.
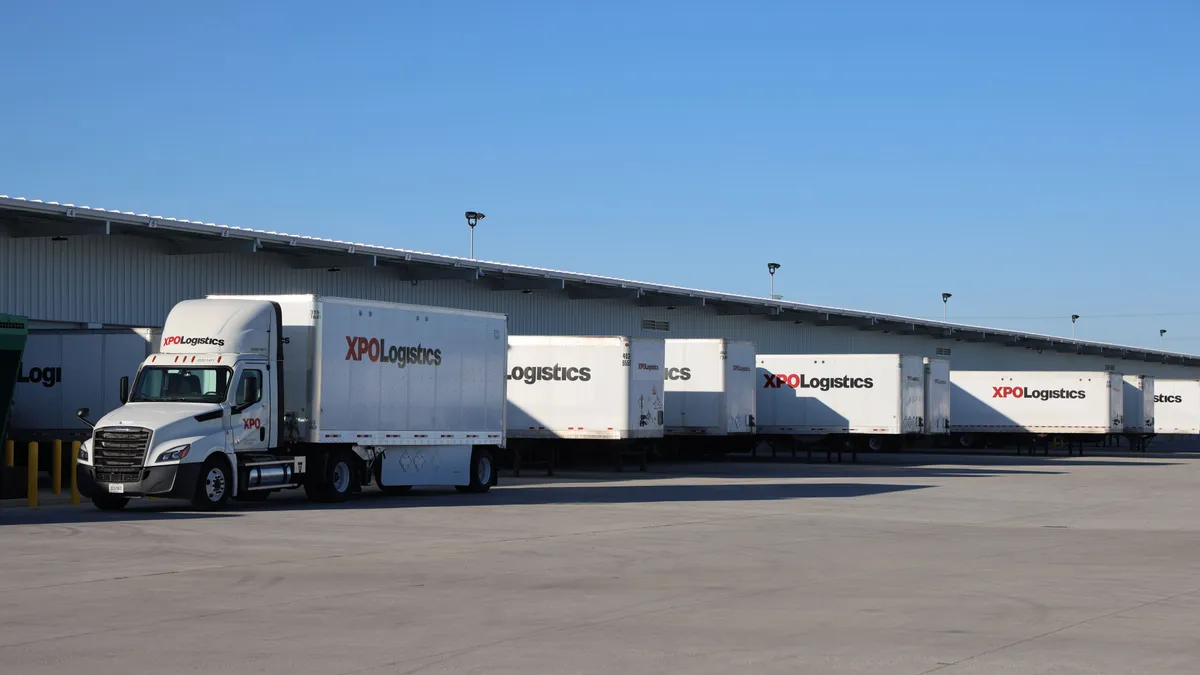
<box><xmin>70</xmin><ymin>441</ymin><xmax>81</xmax><ymax>505</ymax></box>
<box><xmin>27</xmin><ymin>442</ymin><xmax>39</xmax><ymax>508</ymax></box>
<box><xmin>52</xmin><ymin>440</ymin><xmax>62</xmax><ymax>495</ymax></box>
<box><xmin>3</xmin><ymin>439</ymin><xmax>12</xmax><ymax>467</ymax></box>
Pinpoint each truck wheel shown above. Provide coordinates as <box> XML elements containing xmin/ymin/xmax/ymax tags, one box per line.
<box><xmin>305</xmin><ymin>451</ymin><xmax>354</xmax><ymax>503</ymax></box>
<box><xmin>867</xmin><ymin>436</ymin><xmax>886</xmax><ymax>452</ymax></box>
<box><xmin>373</xmin><ymin>460</ymin><xmax>411</xmax><ymax>496</ymax></box>
<box><xmin>92</xmin><ymin>494</ymin><xmax>129</xmax><ymax>511</ymax></box>
<box><xmin>191</xmin><ymin>455</ymin><xmax>232</xmax><ymax>510</ymax></box>
<box><xmin>456</xmin><ymin>448</ymin><xmax>494</xmax><ymax>494</ymax></box>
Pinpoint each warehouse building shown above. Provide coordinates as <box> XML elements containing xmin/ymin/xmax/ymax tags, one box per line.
<box><xmin>4</xmin><ymin>194</ymin><xmax>1200</xmax><ymax>383</ymax></box>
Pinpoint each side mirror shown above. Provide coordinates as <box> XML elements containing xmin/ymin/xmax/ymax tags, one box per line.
<box><xmin>76</xmin><ymin>408</ymin><xmax>94</xmax><ymax>429</ymax></box>
<box><xmin>119</xmin><ymin>376</ymin><xmax>130</xmax><ymax>404</ymax></box>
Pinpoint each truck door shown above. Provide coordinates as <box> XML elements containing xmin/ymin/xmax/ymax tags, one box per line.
<box><xmin>232</xmin><ymin>364</ymin><xmax>270</xmax><ymax>452</ymax></box>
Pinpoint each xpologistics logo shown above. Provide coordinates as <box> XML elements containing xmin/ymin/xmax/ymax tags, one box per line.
<box><xmin>344</xmin><ymin>336</ymin><xmax>442</xmax><ymax>368</ymax></box>
<box><xmin>507</xmin><ymin>364</ymin><xmax>592</xmax><ymax>384</ymax></box>
<box><xmin>637</xmin><ymin>363</ymin><xmax>660</xmax><ymax>372</ymax></box>
<box><xmin>731</xmin><ymin>365</ymin><xmax>752</xmax><ymax>373</ymax></box>
<box><xmin>1154</xmin><ymin>394</ymin><xmax>1183</xmax><ymax>404</ymax></box>
<box><xmin>163</xmin><ymin>335</ymin><xmax>226</xmax><ymax>348</ymax></box>
<box><xmin>992</xmin><ymin>386</ymin><xmax>1086</xmax><ymax>400</ymax></box>
<box><xmin>763</xmin><ymin>374</ymin><xmax>875</xmax><ymax>390</ymax></box>
<box><xmin>18</xmin><ymin>364</ymin><xmax>61</xmax><ymax>388</ymax></box>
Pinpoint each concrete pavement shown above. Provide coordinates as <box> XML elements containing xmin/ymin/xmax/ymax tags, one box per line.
<box><xmin>1</xmin><ymin>453</ymin><xmax>1198</xmax><ymax>674</ymax></box>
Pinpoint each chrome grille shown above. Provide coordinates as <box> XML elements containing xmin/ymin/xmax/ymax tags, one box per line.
<box><xmin>93</xmin><ymin>427</ymin><xmax>152</xmax><ymax>469</ymax></box>
<box><xmin>95</xmin><ymin>470</ymin><xmax>143</xmax><ymax>483</ymax></box>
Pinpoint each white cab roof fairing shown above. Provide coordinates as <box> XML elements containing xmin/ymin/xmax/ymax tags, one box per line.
<box><xmin>160</xmin><ymin>299</ymin><xmax>277</xmax><ymax>357</ymax></box>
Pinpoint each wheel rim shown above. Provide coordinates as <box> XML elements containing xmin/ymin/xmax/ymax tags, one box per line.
<box><xmin>205</xmin><ymin>467</ymin><xmax>226</xmax><ymax>502</ymax></box>
<box><xmin>869</xmin><ymin>438</ymin><xmax>883</xmax><ymax>452</ymax></box>
<box><xmin>476</xmin><ymin>456</ymin><xmax>492</xmax><ymax>485</ymax></box>
<box><xmin>332</xmin><ymin>461</ymin><xmax>351</xmax><ymax>494</ymax></box>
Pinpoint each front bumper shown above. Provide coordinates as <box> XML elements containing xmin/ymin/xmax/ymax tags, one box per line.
<box><xmin>77</xmin><ymin>463</ymin><xmax>202</xmax><ymax>500</ymax></box>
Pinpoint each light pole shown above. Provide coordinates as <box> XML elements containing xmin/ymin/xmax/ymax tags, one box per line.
<box><xmin>1071</xmin><ymin>314</ymin><xmax>1079</xmax><ymax>339</ymax></box>
<box><xmin>465</xmin><ymin>211</ymin><xmax>485</xmax><ymax>259</ymax></box>
<box><xmin>1160</xmin><ymin>329</ymin><xmax>1167</xmax><ymax>349</ymax></box>
<box><xmin>767</xmin><ymin>262</ymin><xmax>781</xmax><ymax>299</ymax></box>
<box><xmin>941</xmin><ymin>293</ymin><xmax>952</xmax><ymax>322</ymax></box>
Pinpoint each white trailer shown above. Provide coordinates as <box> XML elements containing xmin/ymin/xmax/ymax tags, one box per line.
<box><xmin>950</xmin><ymin>371</ymin><xmax>1122</xmax><ymax>453</ymax></box>
<box><xmin>1122</xmin><ymin>375</ymin><xmax>1155</xmax><ymax>434</ymax></box>
<box><xmin>10</xmin><ymin>328</ymin><xmax>160</xmax><ymax>442</ymax></box>
<box><xmin>1150</xmin><ymin>379</ymin><xmax>1200</xmax><ymax>435</ymax></box>
<box><xmin>755</xmin><ymin>354</ymin><xmax>925</xmax><ymax>453</ymax></box>
<box><xmin>923</xmin><ymin>357</ymin><xmax>951</xmax><ymax>436</ymax></box>
<box><xmin>505</xmin><ymin>336</ymin><xmax>664</xmax><ymax>473</ymax></box>
<box><xmin>75</xmin><ymin>295</ymin><xmax>507</xmax><ymax>510</ymax></box>
<box><xmin>663</xmin><ymin>339</ymin><xmax>756</xmax><ymax>436</ymax></box>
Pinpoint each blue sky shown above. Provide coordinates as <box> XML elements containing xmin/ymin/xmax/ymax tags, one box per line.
<box><xmin>3</xmin><ymin>1</ymin><xmax>1197</xmax><ymax>350</ymax></box>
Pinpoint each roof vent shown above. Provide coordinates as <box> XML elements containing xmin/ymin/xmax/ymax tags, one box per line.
<box><xmin>935</xmin><ymin>347</ymin><xmax>951</xmax><ymax>356</ymax></box>
<box><xmin>641</xmin><ymin>319</ymin><xmax>670</xmax><ymax>332</ymax></box>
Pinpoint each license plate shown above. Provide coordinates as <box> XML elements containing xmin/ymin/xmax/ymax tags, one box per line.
<box><xmin>108</xmin><ymin>483</ymin><xmax>125</xmax><ymax>494</ymax></box>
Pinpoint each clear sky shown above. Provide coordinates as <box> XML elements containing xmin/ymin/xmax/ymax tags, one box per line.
<box><xmin>3</xmin><ymin>1</ymin><xmax>1197</xmax><ymax>351</ymax></box>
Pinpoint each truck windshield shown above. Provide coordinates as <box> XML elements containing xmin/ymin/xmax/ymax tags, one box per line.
<box><xmin>131</xmin><ymin>366</ymin><xmax>232</xmax><ymax>403</ymax></box>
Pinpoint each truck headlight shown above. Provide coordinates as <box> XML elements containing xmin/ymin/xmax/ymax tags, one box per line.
<box><xmin>78</xmin><ymin>443</ymin><xmax>90</xmax><ymax>462</ymax></box>
<box><xmin>156</xmin><ymin>444</ymin><xmax>191</xmax><ymax>463</ymax></box>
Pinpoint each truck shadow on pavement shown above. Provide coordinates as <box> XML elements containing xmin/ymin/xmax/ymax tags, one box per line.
<box><xmin>0</xmin><ymin>507</ymin><xmax>238</xmax><ymax>527</ymax></box>
<box><xmin>0</xmin><ymin>481</ymin><xmax>931</xmax><ymax>525</ymax></box>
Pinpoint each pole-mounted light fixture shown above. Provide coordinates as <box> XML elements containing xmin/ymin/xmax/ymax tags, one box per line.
<box><xmin>465</xmin><ymin>211</ymin><xmax>485</xmax><ymax>259</ymax></box>
<box><xmin>941</xmin><ymin>293</ymin><xmax>952</xmax><ymax>322</ymax></box>
<box><xmin>1071</xmin><ymin>314</ymin><xmax>1080</xmax><ymax>338</ymax></box>
<box><xmin>767</xmin><ymin>262</ymin><xmax>781</xmax><ymax>299</ymax></box>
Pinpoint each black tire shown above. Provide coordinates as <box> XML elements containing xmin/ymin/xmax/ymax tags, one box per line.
<box><xmin>191</xmin><ymin>455</ymin><xmax>232</xmax><ymax>510</ymax></box>
<box><xmin>456</xmin><ymin>448</ymin><xmax>494</xmax><ymax>494</ymax></box>
<box><xmin>305</xmin><ymin>450</ymin><xmax>354</xmax><ymax>503</ymax></box>
<box><xmin>373</xmin><ymin>459</ymin><xmax>411</xmax><ymax>496</ymax></box>
<box><xmin>866</xmin><ymin>436</ymin><xmax>886</xmax><ymax>453</ymax></box>
<box><xmin>92</xmin><ymin>493</ymin><xmax>129</xmax><ymax>511</ymax></box>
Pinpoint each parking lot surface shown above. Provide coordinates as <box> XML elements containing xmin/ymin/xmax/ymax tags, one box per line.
<box><xmin>2</xmin><ymin>452</ymin><xmax>1199</xmax><ymax>674</ymax></box>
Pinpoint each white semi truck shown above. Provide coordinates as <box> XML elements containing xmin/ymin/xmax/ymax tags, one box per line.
<box><xmin>75</xmin><ymin>295</ymin><xmax>507</xmax><ymax>510</ymax></box>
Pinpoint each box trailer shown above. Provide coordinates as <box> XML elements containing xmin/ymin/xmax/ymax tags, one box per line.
<box><xmin>923</xmin><ymin>357</ymin><xmax>951</xmax><ymax>436</ymax></box>
<box><xmin>949</xmin><ymin>371</ymin><xmax>1122</xmax><ymax>448</ymax></box>
<box><xmin>1150</xmin><ymin>379</ymin><xmax>1200</xmax><ymax>435</ymax></box>
<box><xmin>1121</xmin><ymin>375</ymin><xmax>1155</xmax><ymax>434</ymax></box>
<box><xmin>9</xmin><ymin>328</ymin><xmax>161</xmax><ymax>443</ymax></box>
<box><xmin>75</xmin><ymin>295</ymin><xmax>507</xmax><ymax>511</ymax></box>
<box><xmin>0</xmin><ymin>314</ymin><xmax>27</xmax><ymax>453</ymax></box>
<box><xmin>506</xmin><ymin>336</ymin><xmax>665</xmax><ymax>440</ymax></box>
<box><xmin>505</xmin><ymin>336</ymin><xmax>664</xmax><ymax>474</ymax></box>
<box><xmin>755</xmin><ymin>354</ymin><xmax>925</xmax><ymax>452</ymax></box>
<box><xmin>663</xmin><ymin>339</ymin><xmax>756</xmax><ymax>436</ymax></box>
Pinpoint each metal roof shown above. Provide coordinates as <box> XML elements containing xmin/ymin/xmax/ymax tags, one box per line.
<box><xmin>2</xmin><ymin>194</ymin><xmax>1195</xmax><ymax>366</ymax></box>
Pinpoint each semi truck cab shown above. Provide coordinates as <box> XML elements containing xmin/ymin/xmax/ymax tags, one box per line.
<box><xmin>75</xmin><ymin>298</ymin><xmax>301</xmax><ymax>509</ymax></box>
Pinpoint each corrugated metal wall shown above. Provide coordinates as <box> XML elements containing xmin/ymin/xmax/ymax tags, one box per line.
<box><xmin>3</xmin><ymin>233</ymin><xmax>1198</xmax><ymax>378</ymax></box>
